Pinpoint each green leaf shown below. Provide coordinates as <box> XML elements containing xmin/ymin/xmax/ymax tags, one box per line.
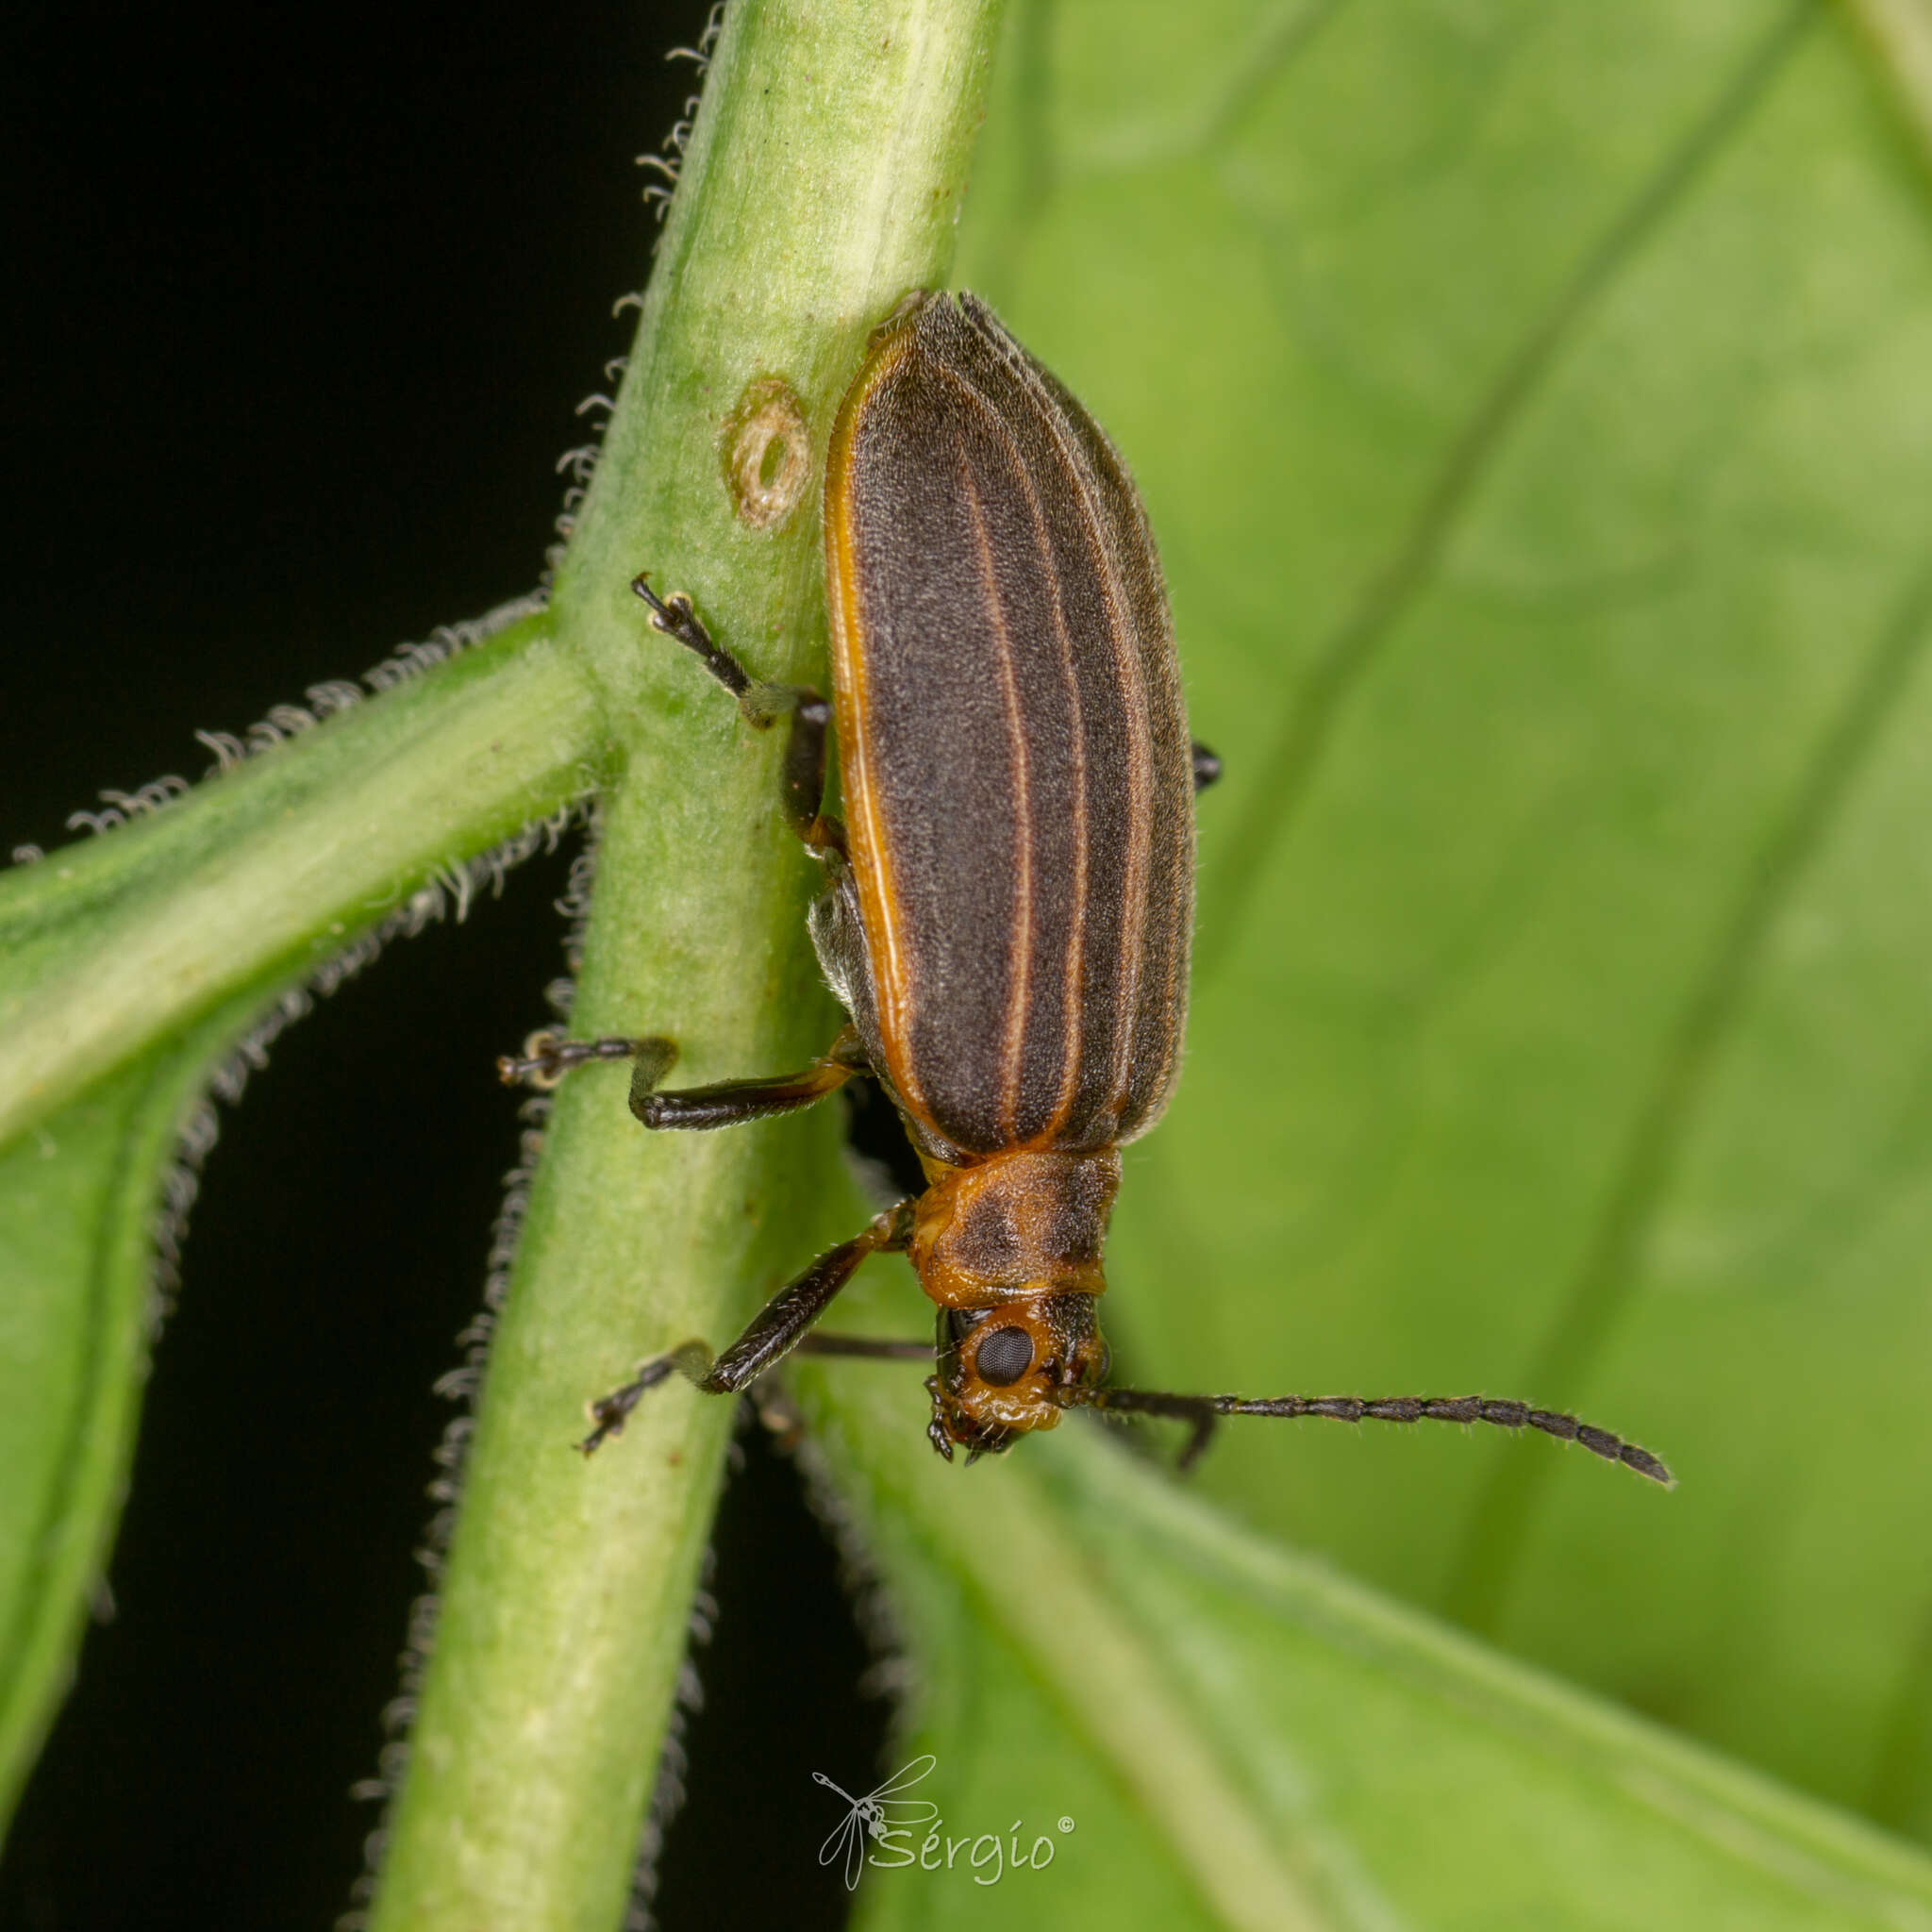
<box><xmin>936</xmin><ymin>0</ymin><xmax>1932</xmax><ymax>1857</ymax></box>
<box><xmin>802</xmin><ymin>1348</ymin><xmax>1932</xmax><ymax>1929</ymax></box>
<box><xmin>0</xmin><ymin>1028</ymin><xmax>211</xmax><ymax>1821</ymax></box>
<box><xmin>0</xmin><ymin>610</ymin><xmax>596</xmax><ymax>1150</ymax></box>
<box><xmin>362</xmin><ymin>6</ymin><xmax>1012</xmax><ymax>1926</ymax></box>
<box><xmin>12</xmin><ymin>0</ymin><xmax>1932</xmax><ymax>1923</ymax></box>
<box><xmin>0</xmin><ymin>5</ymin><xmax>1019</xmax><ymax>1912</ymax></box>
<box><xmin>0</xmin><ymin>611</ymin><xmax>605</xmax><ymax>1817</ymax></box>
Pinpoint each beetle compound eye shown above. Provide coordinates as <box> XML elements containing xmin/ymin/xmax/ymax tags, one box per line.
<box><xmin>974</xmin><ymin>1325</ymin><xmax>1036</xmax><ymax>1387</ymax></box>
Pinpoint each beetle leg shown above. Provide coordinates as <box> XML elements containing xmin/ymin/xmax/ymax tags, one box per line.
<box><xmin>632</xmin><ymin>573</ymin><xmax>841</xmax><ymax>855</ymax></box>
<box><xmin>1191</xmin><ymin>741</ymin><xmax>1223</xmax><ymax>791</ymax></box>
<box><xmin>502</xmin><ymin>1024</ymin><xmax>869</xmax><ymax>1124</ymax></box>
<box><xmin>630</xmin><ymin>575</ymin><xmax>757</xmax><ymax>701</ymax></box>
<box><xmin>628</xmin><ymin>1024</ymin><xmax>870</xmax><ymax>1131</ymax></box>
<box><xmin>771</xmin><ymin>686</ymin><xmax>841</xmax><ymax>855</ymax></box>
<box><xmin>497</xmin><ymin>1031</ymin><xmax>677</xmax><ymax>1091</ymax></box>
<box><xmin>578</xmin><ymin>1198</ymin><xmax>917</xmax><ymax>1453</ymax></box>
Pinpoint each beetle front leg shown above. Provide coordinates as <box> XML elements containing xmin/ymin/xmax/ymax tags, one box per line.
<box><xmin>578</xmin><ymin>1198</ymin><xmax>917</xmax><ymax>1453</ymax></box>
<box><xmin>633</xmin><ymin>574</ymin><xmax>843</xmax><ymax>858</ymax></box>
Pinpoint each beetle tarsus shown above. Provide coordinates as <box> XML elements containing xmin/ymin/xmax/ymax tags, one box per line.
<box><xmin>577</xmin><ymin>1340</ymin><xmax>717</xmax><ymax>1455</ymax></box>
<box><xmin>498</xmin><ymin>1030</ymin><xmax>677</xmax><ymax>1091</ymax></box>
<box><xmin>632</xmin><ymin>573</ymin><xmax>755</xmax><ymax>701</ymax></box>
<box><xmin>633</xmin><ymin>568</ymin><xmax>836</xmax><ymax>844</ymax></box>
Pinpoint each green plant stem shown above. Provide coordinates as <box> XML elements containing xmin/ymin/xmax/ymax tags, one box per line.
<box><xmin>365</xmin><ymin>5</ymin><xmax>1008</xmax><ymax>1927</ymax></box>
<box><xmin>0</xmin><ymin>612</ymin><xmax>599</xmax><ymax>1149</ymax></box>
<box><xmin>800</xmin><ymin>1348</ymin><xmax>1932</xmax><ymax>1927</ymax></box>
<box><xmin>799</xmin><ymin>1354</ymin><xmax>1328</xmax><ymax>1932</ymax></box>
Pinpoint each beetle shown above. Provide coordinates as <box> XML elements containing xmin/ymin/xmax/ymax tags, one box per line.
<box><xmin>503</xmin><ymin>290</ymin><xmax>1671</xmax><ymax>1485</ymax></box>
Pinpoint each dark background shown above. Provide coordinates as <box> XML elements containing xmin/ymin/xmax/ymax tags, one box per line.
<box><xmin>2</xmin><ymin>3</ymin><xmax>892</xmax><ymax>1924</ymax></box>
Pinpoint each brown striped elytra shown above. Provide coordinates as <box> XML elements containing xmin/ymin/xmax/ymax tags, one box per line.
<box><xmin>501</xmin><ymin>291</ymin><xmax>1673</xmax><ymax>1487</ymax></box>
<box><xmin>824</xmin><ymin>291</ymin><xmax>1193</xmax><ymax>1165</ymax></box>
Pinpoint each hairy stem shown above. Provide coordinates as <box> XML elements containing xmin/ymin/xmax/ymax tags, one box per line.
<box><xmin>0</xmin><ymin>610</ymin><xmax>598</xmax><ymax>1149</ymax></box>
<box><xmin>365</xmin><ymin>4</ymin><xmax>1008</xmax><ymax>1926</ymax></box>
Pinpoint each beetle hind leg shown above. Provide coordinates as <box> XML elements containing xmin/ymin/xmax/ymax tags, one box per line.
<box><xmin>578</xmin><ymin>1199</ymin><xmax>916</xmax><ymax>1454</ymax></box>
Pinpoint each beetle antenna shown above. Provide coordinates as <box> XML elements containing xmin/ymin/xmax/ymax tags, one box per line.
<box><xmin>1058</xmin><ymin>1387</ymin><xmax>1673</xmax><ymax>1486</ymax></box>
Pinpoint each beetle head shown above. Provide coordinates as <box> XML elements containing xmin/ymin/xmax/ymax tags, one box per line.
<box><xmin>924</xmin><ymin>1294</ymin><xmax>1109</xmax><ymax>1461</ymax></box>
<box><xmin>908</xmin><ymin>1151</ymin><xmax>1120</xmax><ymax>1460</ymax></box>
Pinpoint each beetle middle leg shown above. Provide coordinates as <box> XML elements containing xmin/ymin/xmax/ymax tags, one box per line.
<box><xmin>628</xmin><ymin>1024</ymin><xmax>870</xmax><ymax>1130</ymax></box>
<box><xmin>633</xmin><ymin>574</ymin><xmax>842</xmax><ymax>858</ymax></box>
<box><xmin>497</xmin><ymin>1031</ymin><xmax>678</xmax><ymax>1091</ymax></box>
<box><xmin>579</xmin><ymin>1197</ymin><xmax>916</xmax><ymax>1453</ymax></box>
<box><xmin>501</xmin><ymin>1024</ymin><xmax>870</xmax><ymax>1133</ymax></box>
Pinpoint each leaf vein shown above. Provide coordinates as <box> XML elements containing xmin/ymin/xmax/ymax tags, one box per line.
<box><xmin>1444</xmin><ymin>555</ymin><xmax>1932</xmax><ymax>1634</ymax></box>
<box><xmin>1197</xmin><ymin>0</ymin><xmax>1820</xmax><ymax>980</ymax></box>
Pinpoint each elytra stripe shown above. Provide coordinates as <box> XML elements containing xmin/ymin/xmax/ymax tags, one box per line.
<box><xmin>960</xmin><ymin>463</ymin><xmax>1036</xmax><ymax>1137</ymax></box>
<box><xmin>940</xmin><ymin>362</ymin><xmax>1094</xmax><ymax>1147</ymax></box>
<box><xmin>1002</xmin><ymin>419</ymin><xmax>1091</xmax><ymax>1145</ymax></box>
<box><xmin>1073</xmin><ymin>402</ymin><xmax>1191</xmax><ymax>1136</ymax></box>
<box><xmin>1015</xmin><ymin>334</ymin><xmax>1191</xmax><ymax>1140</ymax></box>
<box><xmin>968</xmin><ymin>312</ymin><xmax>1156</xmax><ymax>1136</ymax></box>
<box><xmin>823</xmin><ymin>322</ymin><xmax>932</xmax><ymax>1128</ymax></box>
